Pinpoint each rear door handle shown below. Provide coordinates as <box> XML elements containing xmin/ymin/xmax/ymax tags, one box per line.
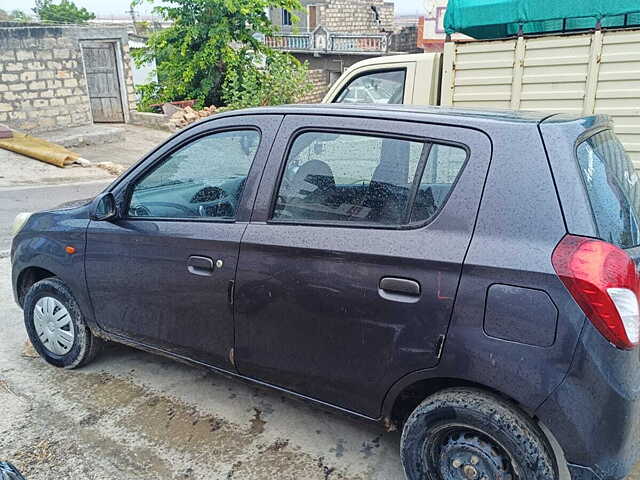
<box><xmin>187</xmin><ymin>255</ymin><xmax>214</xmax><ymax>276</ymax></box>
<box><xmin>379</xmin><ymin>277</ymin><xmax>421</xmax><ymax>302</ymax></box>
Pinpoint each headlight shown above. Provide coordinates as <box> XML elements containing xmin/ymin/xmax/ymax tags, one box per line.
<box><xmin>11</xmin><ymin>212</ymin><xmax>32</xmax><ymax>236</ymax></box>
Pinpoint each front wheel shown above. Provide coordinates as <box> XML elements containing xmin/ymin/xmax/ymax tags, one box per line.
<box><xmin>23</xmin><ymin>277</ymin><xmax>102</xmax><ymax>369</ymax></box>
<box><xmin>401</xmin><ymin>387</ymin><xmax>557</xmax><ymax>480</ymax></box>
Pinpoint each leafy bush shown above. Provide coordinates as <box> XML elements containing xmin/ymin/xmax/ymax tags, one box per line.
<box><xmin>223</xmin><ymin>51</ymin><xmax>312</xmax><ymax>109</ymax></box>
<box><xmin>135</xmin><ymin>82</ymin><xmax>166</xmax><ymax>113</ymax></box>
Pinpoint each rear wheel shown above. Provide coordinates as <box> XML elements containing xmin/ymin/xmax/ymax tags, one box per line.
<box><xmin>400</xmin><ymin>387</ymin><xmax>557</xmax><ymax>480</ymax></box>
<box><xmin>23</xmin><ymin>277</ymin><xmax>102</xmax><ymax>369</ymax></box>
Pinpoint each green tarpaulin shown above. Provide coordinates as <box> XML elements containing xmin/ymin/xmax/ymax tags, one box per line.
<box><xmin>444</xmin><ymin>0</ymin><xmax>640</xmax><ymax>39</ymax></box>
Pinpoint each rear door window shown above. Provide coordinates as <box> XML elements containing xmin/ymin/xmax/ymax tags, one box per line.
<box><xmin>271</xmin><ymin>131</ymin><xmax>467</xmax><ymax>227</ymax></box>
<box><xmin>576</xmin><ymin>130</ymin><xmax>640</xmax><ymax>248</ymax></box>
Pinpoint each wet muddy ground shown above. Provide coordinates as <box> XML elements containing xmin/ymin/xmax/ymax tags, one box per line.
<box><xmin>0</xmin><ymin>259</ymin><xmax>402</xmax><ymax>479</ymax></box>
<box><xmin>1</xmin><ymin>255</ymin><xmax>639</xmax><ymax>479</ymax></box>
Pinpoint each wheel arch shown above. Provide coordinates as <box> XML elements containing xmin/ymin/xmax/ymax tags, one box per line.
<box><xmin>382</xmin><ymin>373</ymin><xmax>535</xmax><ymax>430</ymax></box>
<box><xmin>16</xmin><ymin>266</ymin><xmax>57</xmax><ymax>307</ymax></box>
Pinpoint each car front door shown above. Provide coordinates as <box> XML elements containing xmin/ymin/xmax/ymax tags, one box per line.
<box><xmin>84</xmin><ymin>114</ymin><xmax>282</xmax><ymax>369</ymax></box>
<box><xmin>234</xmin><ymin>114</ymin><xmax>491</xmax><ymax>418</ymax></box>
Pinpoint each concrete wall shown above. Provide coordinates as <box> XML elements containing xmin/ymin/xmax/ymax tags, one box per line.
<box><xmin>0</xmin><ymin>24</ymin><xmax>136</xmax><ymax>133</ymax></box>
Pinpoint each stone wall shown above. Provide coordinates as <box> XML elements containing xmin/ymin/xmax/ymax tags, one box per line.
<box><xmin>319</xmin><ymin>0</ymin><xmax>394</xmax><ymax>34</ymax></box>
<box><xmin>272</xmin><ymin>1</ymin><xmax>394</xmax><ymax>34</ymax></box>
<box><xmin>0</xmin><ymin>25</ymin><xmax>136</xmax><ymax>133</ymax></box>
<box><xmin>298</xmin><ymin>69</ymin><xmax>331</xmax><ymax>103</ymax></box>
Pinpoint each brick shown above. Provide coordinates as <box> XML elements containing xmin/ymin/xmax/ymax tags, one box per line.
<box><xmin>53</xmin><ymin>49</ymin><xmax>70</xmax><ymax>59</ymax></box>
<box><xmin>0</xmin><ymin>51</ymin><xmax>15</xmax><ymax>61</ymax></box>
<box><xmin>50</xmin><ymin>98</ymin><xmax>65</xmax><ymax>106</ymax></box>
<box><xmin>66</xmin><ymin>96</ymin><xmax>82</xmax><ymax>104</ymax></box>
<box><xmin>19</xmin><ymin>100</ymin><xmax>31</xmax><ymax>109</ymax></box>
<box><xmin>8</xmin><ymin>111</ymin><xmax>26</xmax><ymax>120</ymax></box>
<box><xmin>40</xmin><ymin>90</ymin><xmax>55</xmax><ymax>98</ymax></box>
<box><xmin>57</xmin><ymin>88</ymin><xmax>72</xmax><ymax>96</ymax></box>
<box><xmin>37</xmin><ymin>71</ymin><xmax>54</xmax><ymax>80</ymax></box>
<box><xmin>5</xmin><ymin>63</ymin><xmax>24</xmax><ymax>72</ymax></box>
<box><xmin>1</xmin><ymin>73</ymin><xmax>18</xmax><ymax>82</ymax></box>
<box><xmin>0</xmin><ymin>103</ymin><xmax>12</xmax><ymax>112</ymax></box>
<box><xmin>28</xmin><ymin>81</ymin><xmax>46</xmax><ymax>90</ymax></box>
<box><xmin>21</xmin><ymin>92</ymin><xmax>38</xmax><ymax>99</ymax></box>
<box><xmin>26</xmin><ymin>62</ymin><xmax>44</xmax><ymax>71</ymax></box>
<box><xmin>46</xmin><ymin>80</ymin><xmax>62</xmax><ymax>89</ymax></box>
<box><xmin>0</xmin><ymin>113</ymin><xmax>7</xmax><ymax>122</ymax></box>
<box><xmin>36</xmin><ymin>51</ymin><xmax>53</xmax><ymax>61</ymax></box>
<box><xmin>55</xmin><ymin>70</ymin><xmax>72</xmax><ymax>79</ymax></box>
<box><xmin>20</xmin><ymin>72</ymin><xmax>36</xmax><ymax>82</ymax></box>
<box><xmin>0</xmin><ymin>84</ymin><xmax>7</xmax><ymax>92</ymax></box>
<box><xmin>63</xmin><ymin>78</ymin><xmax>78</xmax><ymax>88</ymax></box>
<box><xmin>46</xmin><ymin>61</ymin><xmax>62</xmax><ymax>70</ymax></box>
<box><xmin>9</xmin><ymin>83</ymin><xmax>26</xmax><ymax>92</ymax></box>
<box><xmin>16</xmin><ymin>50</ymin><xmax>34</xmax><ymax>61</ymax></box>
<box><xmin>63</xmin><ymin>60</ymin><xmax>77</xmax><ymax>69</ymax></box>
<box><xmin>3</xmin><ymin>92</ymin><xmax>18</xmax><ymax>101</ymax></box>
<box><xmin>33</xmin><ymin>99</ymin><xmax>49</xmax><ymax>108</ymax></box>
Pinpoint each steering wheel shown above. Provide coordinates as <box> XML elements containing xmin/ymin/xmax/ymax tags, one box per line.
<box><xmin>132</xmin><ymin>202</ymin><xmax>197</xmax><ymax>217</ymax></box>
<box><xmin>198</xmin><ymin>198</ymin><xmax>236</xmax><ymax>218</ymax></box>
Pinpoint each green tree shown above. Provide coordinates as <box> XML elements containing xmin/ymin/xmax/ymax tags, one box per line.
<box><xmin>132</xmin><ymin>0</ymin><xmax>309</xmax><ymax>108</ymax></box>
<box><xmin>33</xmin><ymin>0</ymin><xmax>96</xmax><ymax>24</ymax></box>
<box><xmin>0</xmin><ymin>9</ymin><xmax>33</xmax><ymax>22</ymax></box>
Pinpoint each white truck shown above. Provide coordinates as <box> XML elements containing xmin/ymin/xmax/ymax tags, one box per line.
<box><xmin>322</xmin><ymin>28</ymin><xmax>640</xmax><ymax>167</ymax></box>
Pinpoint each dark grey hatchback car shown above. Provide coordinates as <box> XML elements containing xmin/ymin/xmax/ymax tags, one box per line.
<box><xmin>10</xmin><ymin>105</ymin><xmax>640</xmax><ymax>480</ymax></box>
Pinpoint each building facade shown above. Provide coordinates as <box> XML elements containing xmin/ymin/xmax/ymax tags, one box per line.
<box><xmin>266</xmin><ymin>1</ymin><xmax>411</xmax><ymax>103</ymax></box>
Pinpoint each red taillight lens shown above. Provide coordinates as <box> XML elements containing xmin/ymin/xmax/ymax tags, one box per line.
<box><xmin>552</xmin><ymin>235</ymin><xmax>640</xmax><ymax>350</ymax></box>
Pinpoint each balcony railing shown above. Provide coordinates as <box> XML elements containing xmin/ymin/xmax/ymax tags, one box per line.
<box><xmin>264</xmin><ymin>33</ymin><xmax>311</xmax><ymax>50</ymax></box>
<box><xmin>265</xmin><ymin>30</ymin><xmax>389</xmax><ymax>54</ymax></box>
<box><xmin>330</xmin><ymin>34</ymin><xmax>388</xmax><ymax>52</ymax></box>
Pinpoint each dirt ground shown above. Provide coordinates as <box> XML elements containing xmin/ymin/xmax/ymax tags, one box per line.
<box><xmin>0</xmin><ymin>259</ymin><xmax>405</xmax><ymax>480</ymax></box>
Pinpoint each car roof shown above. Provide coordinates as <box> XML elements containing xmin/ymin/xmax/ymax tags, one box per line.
<box><xmin>213</xmin><ymin>104</ymin><xmax>607</xmax><ymax>128</ymax></box>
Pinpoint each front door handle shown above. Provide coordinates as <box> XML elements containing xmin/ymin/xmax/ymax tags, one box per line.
<box><xmin>379</xmin><ymin>277</ymin><xmax>421</xmax><ymax>302</ymax></box>
<box><xmin>187</xmin><ymin>255</ymin><xmax>214</xmax><ymax>276</ymax></box>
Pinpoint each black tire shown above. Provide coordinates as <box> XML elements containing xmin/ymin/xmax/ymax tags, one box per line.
<box><xmin>23</xmin><ymin>277</ymin><xmax>102</xmax><ymax>369</ymax></box>
<box><xmin>401</xmin><ymin>387</ymin><xmax>557</xmax><ymax>480</ymax></box>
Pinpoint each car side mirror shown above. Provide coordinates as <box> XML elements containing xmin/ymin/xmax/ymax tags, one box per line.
<box><xmin>91</xmin><ymin>192</ymin><xmax>118</xmax><ymax>221</ymax></box>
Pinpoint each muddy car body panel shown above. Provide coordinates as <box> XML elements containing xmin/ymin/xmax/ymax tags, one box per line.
<box><xmin>11</xmin><ymin>105</ymin><xmax>640</xmax><ymax>479</ymax></box>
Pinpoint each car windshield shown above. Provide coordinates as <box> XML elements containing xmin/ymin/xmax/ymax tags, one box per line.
<box><xmin>576</xmin><ymin>130</ymin><xmax>640</xmax><ymax>249</ymax></box>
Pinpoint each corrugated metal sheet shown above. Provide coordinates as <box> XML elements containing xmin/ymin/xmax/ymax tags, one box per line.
<box><xmin>443</xmin><ymin>29</ymin><xmax>640</xmax><ymax>167</ymax></box>
<box><xmin>595</xmin><ymin>30</ymin><xmax>640</xmax><ymax>166</ymax></box>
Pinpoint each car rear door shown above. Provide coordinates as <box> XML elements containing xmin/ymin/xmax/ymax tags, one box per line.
<box><xmin>234</xmin><ymin>114</ymin><xmax>491</xmax><ymax>418</ymax></box>
<box><xmin>84</xmin><ymin>114</ymin><xmax>282</xmax><ymax>369</ymax></box>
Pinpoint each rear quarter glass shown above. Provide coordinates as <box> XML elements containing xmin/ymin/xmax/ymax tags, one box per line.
<box><xmin>576</xmin><ymin>130</ymin><xmax>640</xmax><ymax>249</ymax></box>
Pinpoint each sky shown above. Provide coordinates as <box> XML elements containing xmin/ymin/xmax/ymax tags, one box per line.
<box><xmin>0</xmin><ymin>0</ymin><xmax>426</xmax><ymax>18</ymax></box>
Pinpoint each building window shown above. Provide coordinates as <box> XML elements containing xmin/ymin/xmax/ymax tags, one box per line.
<box><xmin>282</xmin><ymin>8</ymin><xmax>293</xmax><ymax>26</ymax></box>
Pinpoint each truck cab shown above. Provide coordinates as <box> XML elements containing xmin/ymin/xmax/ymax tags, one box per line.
<box><xmin>322</xmin><ymin>53</ymin><xmax>442</xmax><ymax>106</ymax></box>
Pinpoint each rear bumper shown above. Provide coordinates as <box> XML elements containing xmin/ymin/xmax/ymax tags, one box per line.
<box><xmin>536</xmin><ymin>322</ymin><xmax>640</xmax><ymax>480</ymax></box>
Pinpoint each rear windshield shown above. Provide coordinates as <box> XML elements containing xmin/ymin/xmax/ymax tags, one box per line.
<box><xmin>576</xmin><ymin>130</ymin><xmax>640</xmax><ymax>248</ymax></box>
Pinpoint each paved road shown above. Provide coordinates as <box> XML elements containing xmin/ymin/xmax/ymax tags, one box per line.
<box><xmin>0</xmin><ymin>181</ymin><xmax>110</xmax><ymax>252</ymax></box>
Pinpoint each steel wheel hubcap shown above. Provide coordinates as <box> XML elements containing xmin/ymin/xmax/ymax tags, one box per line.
<box><xmin>33</xmin><ymin>297</ymin><xmax>75</xmax><ymax>355</ymax></box>
<box><xmin>424</xmin><ymin>427</ymin><xmax>517</xmax><ymax>480</ymax></box>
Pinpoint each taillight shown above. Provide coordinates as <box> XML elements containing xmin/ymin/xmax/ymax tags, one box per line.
<box><xmin>552</xmin><ymin>235</ymin><xmax>640</xmax><ymax>350</ymax></box>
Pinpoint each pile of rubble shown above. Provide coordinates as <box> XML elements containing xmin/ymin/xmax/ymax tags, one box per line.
<box><xmin>167</xmin><ymin>105</ymin><xmax>218</xmax><ymax>132</ymax></box>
